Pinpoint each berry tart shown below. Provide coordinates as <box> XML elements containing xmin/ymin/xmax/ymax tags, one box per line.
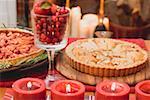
<box><xmin>65</xmin><ymin>38</ymin><xmax>148</xmax><ymax>77</ymax></box>
<box><xmin>0</xmin><ymin>28</ymin><xmax>46</xmax><ymax>70</ymax></box>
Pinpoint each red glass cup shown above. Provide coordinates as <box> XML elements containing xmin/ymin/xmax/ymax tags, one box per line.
<box><xmin>95</xmin><ymin>80</ymin><xmax>130</xmax><ymax>100</ymax></box>
<box><xmin>12</xmin><ymin>78</ymin><xmax>46</xmax><ymax>100</ymax></box>
<box><xmin>135</xmin><ymin>80</ymin><xmax>150</xmax><ymax>100</ymax></box>
<box><xmin>50</xmin><ymin>80</ymin><xmax>85</xmax><ymax>100</ymax></box>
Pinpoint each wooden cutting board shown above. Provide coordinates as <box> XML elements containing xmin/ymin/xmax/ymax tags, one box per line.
<box><xmin>56</xmin><ymin>51</ymin><xmax>150</xmax><ymax>86</ymax></box>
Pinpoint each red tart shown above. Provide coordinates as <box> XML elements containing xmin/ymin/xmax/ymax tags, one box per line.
<box><xmin>0</xmin><ymin>28</ymin><xmax>44</xmax><ymax>69</ymax></box>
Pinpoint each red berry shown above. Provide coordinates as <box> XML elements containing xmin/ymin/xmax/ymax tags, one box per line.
<box><xmin>48</xmin><ymin>26</ymin><xmax>54</xmax><ymax>32</ymax></box>
<box><xmin>40</xmin><ymin>33</ymin><xmax>47</xmax><ymax>39</ymax></box>
<box><xmin>51</xmin><ymin>32</ymin><xmax>55</xmax><ymax>36</ymax></box>
<box><xmin>59</xmin><ymin>17</ymin><xmax>64</xmax><ymax>22</ymax></box>
<box><xmin>59</xmin><ymin>8</ymin><xmax>65</xmax><ymax>14</ymax></box>
<box><xmin>51</xmin><ymin>4</ymin><xmax>57</xmax><ymax>14</ymax></box>
<box><xmin>49</xmin><ymin>33</ymin><xmax>54</xmax><ymax>38</ymax></box>
<box><xmin>36</xmin><ymin>24</ymin><xmax>41</xmax><ymax>30</ymax></box>
<box><xmin>42</xmin><ymin>29</ymin><xmax>46</xmax><ymax>33</ymax></box>
<box><xmin>64</xmin><ymin>9</ymin><xmax>69</xmax><ymax>14</ymax></box>
<box><xmin>46</xmin><ymin>32</ymin><xmax>51</xmax><ymax>37</ymax></box>
<box><xmin>40</xmin><ymin>18</ymin><xmax>46</xmax><ymax>23</ymax></box>
<box><xmin>56</xmin><ymin>22</ymin><xmax>60</xmax><ymax>28</ymax></box>
<box><xmin>34</xmin><ymin>1</ymin><xmax>51</xmax><ymax>15</ymax></box>
<box><xmin>63</xmin><ymin>16</ymin><xmax>67</xmax><ymax>22</ymax></box>
<box><xmin>54</xmin><ymin>28</ymin><xmax>60</xmax><ymax>32</ymax></box>
<box><xmin>58</xmin><ymin>35</ymin><xmax>64</xmax><ymax>41</ymax></box>
<box><xmin>54</xmin><ymin>32</ymin><xmax>60</xmax><ymax>37</ymax></box>
<box><xmin>40</xmin><ymin>33</ymin><xmax>47</xmax><ymax>42</ymax></box>
<box><xmin>37</xmin><ymin>20</ymin><xmax>41</xmax><ymax>25</ymax></box>
<box><xmin>55</xmin><ymin>12</ymin><xmax>60</xmax><ymax>16</ymax></box>
<box><xmin>34</xmin><ymin>6</ymin><xmax>50</xmax><ymax>15</ymax></box>
<box><xmin>43</xmin><ymin>23</ymin><xmax>47</xmax><ymax>28</ymax></box>
<box><xmin>52</xmin><ymin>16</ymin><xmax>57</xmax><ymax>22</ymax></box>
<box><xmin>51</xmin><ymin>24</ymin><xmax>55</xmax><ymax>28</ymax></box>
<box><xmin>52</xmin><ymin>38</ymin><xmax>58</xmax><ymax>44</ymax></box>
<box><xmin>58</xmin><ymin>38</ymin><xmax>62</xmax><ymax>42</ymax></box>
<box><xmin>39</xmin><ymin>38</ymin><xmax>44</xmax><ymax>42</ymax></box>
<box><xmin>45</xmin><ymin>37</ymin><xmax>51</xmax><ymax>43</ymax></box>
<box><xmin>47</xmin><ymin>17</ymin><xmax>51</xmax><ymax>21</ymax></box>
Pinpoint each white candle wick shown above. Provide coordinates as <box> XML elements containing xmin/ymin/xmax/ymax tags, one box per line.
<box><xmin>27</xmin><ymin>81</ymin><xmax>32</xmax><ymax>90</ymax></box>
<box><xmin>66</xmin><ymin>84</ymin><xmax>71</xmax><ymax>93</ymax></box>
<box><xmin>111</xmin><ymin>82</ymin><xmax>116</xmax><ymax>92</ymax></box>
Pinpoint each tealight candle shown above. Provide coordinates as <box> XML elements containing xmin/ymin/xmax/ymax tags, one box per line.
<box><xmin>135</xmin><ymin>80</ymin><xmax>150</xmax><ymax>100</ymax></box>
<box><xmin>12</xmin><ymin>78</ymin><xmax>46</xmax><ymax>100</ymax></box>
<box><xmin>51</xmin><ymin>80</ymin><xmax>85</xmax><ymax>100</ymax></box>
<box><xmin>95</xmin><ymin>80</ymin><xmax>130</xmax><ymax>100</ymax></box>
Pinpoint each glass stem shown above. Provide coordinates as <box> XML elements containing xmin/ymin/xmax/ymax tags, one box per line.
<box><xmin>47</xmin><ymin>50</ymin><xmax>55</xmax><ymax>75</ymax></box>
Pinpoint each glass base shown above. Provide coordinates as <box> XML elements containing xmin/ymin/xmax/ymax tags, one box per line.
<box><xmin>35</xmin><ymin>39</ymin><xmax>67</xmax><ymax>51</ymax></box>
<box><xmin>35</xmin><ymin>39</ymin><xmax>68</xmax><ymax>90</ymax></box>
<box><xmin>45</xmin><ymin>74</ymin><xmax>65</xmax><ymax>90</ymax></box>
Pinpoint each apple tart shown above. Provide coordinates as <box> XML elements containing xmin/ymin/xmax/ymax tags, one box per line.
<box><xmin>65</xmin><ymin>38</ymin><xmax>148</xmax><ymax>76</ymax></box>
<box><xmin>0</xmin><ymin>28</ymin><xmax>45</xmax><ymax>69</ymax></box>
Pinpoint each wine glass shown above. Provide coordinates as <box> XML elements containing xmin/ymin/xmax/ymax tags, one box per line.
<box><xmin>31</xmin><ymin>7</ymin><xmax>70</xmax><ymax>89</ymax></box>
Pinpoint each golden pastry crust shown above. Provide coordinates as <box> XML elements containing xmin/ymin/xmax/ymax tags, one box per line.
<box><xmin>0</xmin><ymin>28</ymin><xmax>44</xmax><ymax>66</ymax></box>
<box><xmin>65</xmin><ymin>38</ymin><xmax>148</xmax><ymax>76</ymax></box>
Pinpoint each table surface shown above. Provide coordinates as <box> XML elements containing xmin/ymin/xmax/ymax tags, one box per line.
<box><xmin>0</xmin><ymin>40</ymin><xmax>150</xmax><ymax>100</ymax></box>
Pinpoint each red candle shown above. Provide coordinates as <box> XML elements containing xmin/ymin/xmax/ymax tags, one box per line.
<box><xmin>95</xmin><ymin>80</ymin><xmax>130</xmax><ymax>100</ymax></box>
<box><xmin>135</xmin><ymin>80</ymin><xmax>150</xmax><ymax>100</ymax></box>
<box><xmin>12</xmin><ymin>78</ymin><xmax>46</xmax><ymax>100</ymax></box>
<box><xmin>51</xmin><ymin>80</ymin><xmax>85</xmax><ymax>100</ymax></box>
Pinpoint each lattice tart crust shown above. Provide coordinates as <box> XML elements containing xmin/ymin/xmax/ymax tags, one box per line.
<box><xmin>65</xmin><ymin>38</ymin><xmax>148</xmax><ymax>77</ymax></box>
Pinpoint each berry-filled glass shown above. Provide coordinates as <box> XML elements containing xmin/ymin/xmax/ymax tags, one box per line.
<box><xmin>32</xmin><ymin>1</ymin><xmax>70</xmax><ymax>89</ymax></box>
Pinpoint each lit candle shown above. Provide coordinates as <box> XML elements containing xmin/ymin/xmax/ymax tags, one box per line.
<box><xmin>95</xmin><ymin>80</ymin><xmax>130</xmax><ymax>100</ymax></box>
<box><xmin>12</xmin><ymin>78</ymin><xmax>46</xmax><ymax>100</ymax></box>
<box><xmin>135</xmin><ymin>80</ymin><xmax>150</xmax><ymax>100</ymax></box>
<box><xmin>51</xmin><ymin>80</ymin><xmax>85</xmax><ymax>100</ymax></box>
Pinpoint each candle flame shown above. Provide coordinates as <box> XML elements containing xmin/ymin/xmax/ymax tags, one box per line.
<box><xmin>66</xmin><ymin>84</ymin><xmax>71</xmax><ymax>93</ymax></box>
<box><xmin>111</xmin><ymin>82</ymin><xmax>116</xmax><ymax>92</ymax></box>
<box><xmin>27</xmin><ymin>81</ymin><xmax>32</xmax><ymax>90</ymax></box>
<box><xmin>99</xmin><ymin>18</ymin><xmax>103</xmax><ymax>24</ymax></box>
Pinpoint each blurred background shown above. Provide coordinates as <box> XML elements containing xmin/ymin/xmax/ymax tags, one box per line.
<box><xmin>0</xmin><ymin>0</ymin><xmax>150</xmax><ymax>39</ymax></box>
